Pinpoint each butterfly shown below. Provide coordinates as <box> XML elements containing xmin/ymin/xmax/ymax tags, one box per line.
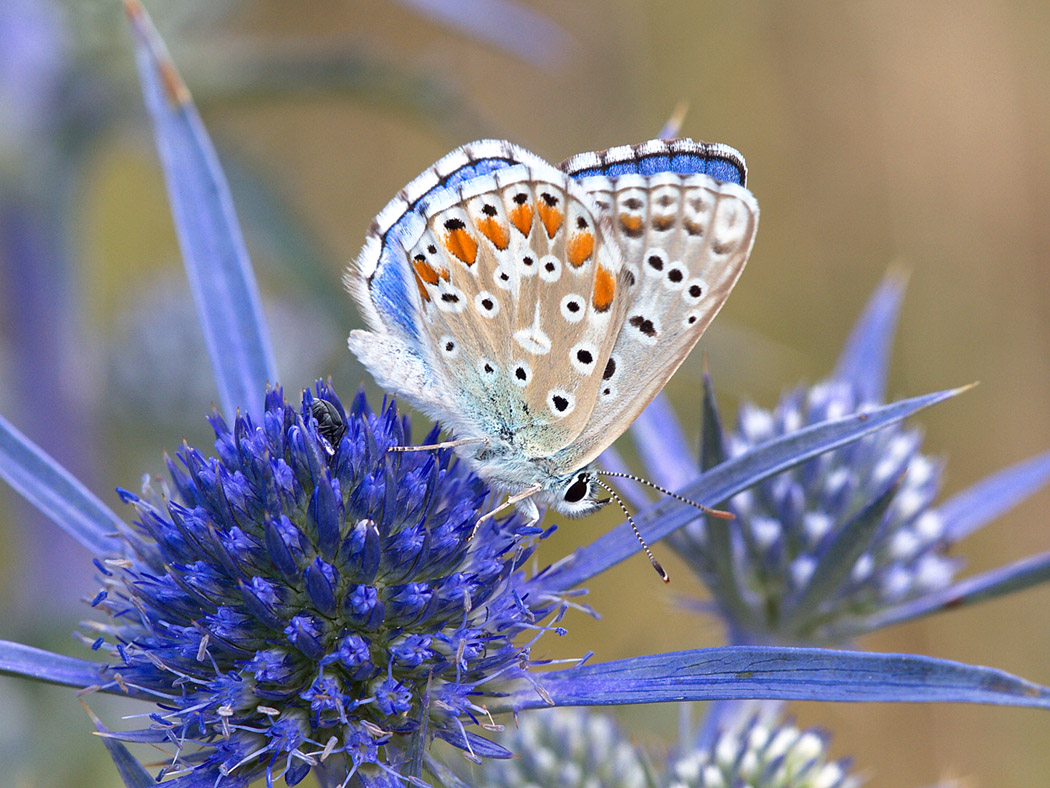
<box><xmin>345</xmin><ymin>138</ymin><xmax>758</xmax><ymax>575</ymax></box>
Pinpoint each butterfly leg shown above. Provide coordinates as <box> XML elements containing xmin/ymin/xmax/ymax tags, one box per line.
<box><xmin>387</xmin><ymin>437</ymin><xmax>488</xmax><ymax>453</ymax></box>
<box><xmin>471</xmin><ymin>484</ymin><xmax>542</xmax><ymax>538</ymax></box>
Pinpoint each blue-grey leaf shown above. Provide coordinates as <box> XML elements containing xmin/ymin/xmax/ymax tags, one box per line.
<box><xmin>938</xmin><ymin>448</ymin><xmax>1050</xmax><ymax>542</ymax></box>
<box><xmin>436</xmin><ymin>727</ymin><xmax>515</xmax><ymax>759</ymax></box>
<box><xmin>509</xmin><ymin>646</ymin><xmax>1050</xmax><ymax>710</ymax></box>
<box><xmin>125</xmin><ymin>0</ymin><xmax>277</xmax><ymax>422</ymax></box>
<box><xmin>91</xmin><ymin>715</ymin><xmax>156</xmax><ymax>788</ymax></box>
<box><xmin>395</xmin><ymin>0</ymin><xmax>578</xmax><ymax>71</ymax></box>
<box><xmin>0</xmin><ymin>413</ymin><xmax>123</xmax><ymax>555</ymax></box>
<box><xmin>846</xmin><ymin>549</ymin><xmax>1050</xmax><ymax>635</ymax></box>
<box><xmin>0</xmin><ymin>640</ymin><xmax>106</xmax><ymax>687</ymax></box>
<box><xmin>831</xmin><ymin>268</ymin><xmax>907</xmax><ymax>402</ymax></box>
<box><xmin>779</xmin><ymin>472</ymin><xmax>900</xmax><ymax>630</ymax></box>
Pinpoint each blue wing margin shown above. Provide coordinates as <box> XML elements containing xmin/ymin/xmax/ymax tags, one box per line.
<box><xmin>560</xmin><ymin>138</ymin><xmax>747</xmax><ymax>186</ymax></box>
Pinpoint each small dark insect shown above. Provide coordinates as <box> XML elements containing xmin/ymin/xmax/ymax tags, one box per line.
<box><xmin>311</xmin><ymin>398</ymin><xmax>347</xmax><ymax>451</ymax></box>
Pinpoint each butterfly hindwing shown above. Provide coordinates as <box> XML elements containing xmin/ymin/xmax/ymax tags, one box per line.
<box><xmin>547</xmin><ymin>148</ymin><xmax>758</xmax><ymax>472</ymax></box>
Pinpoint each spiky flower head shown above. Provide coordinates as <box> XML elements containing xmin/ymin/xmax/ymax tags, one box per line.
<box><xmin>84</xmin><ymin>382</ymin><xmax>553</xmax><ymax>786</ymax></box>
<box><xmin>667</xmin><ymin>714</ymin><xmax>861</xmax><ymax>788</ymax></box>
<box><xmin>669</xmin><ymin>375</ymin><xmax>957</xmax><ymax>645</ymax></box>
<box><xmin>665</xmin><ymin>277</ymin><xmax>960</xmax><ymax>645</ymax></box>
<box><xmin>452</xmin><ymin>707</ymin><xmax>651</xmax><ymax>788</ymax></box>
<box><xmin>454</xmin><ymin>706</ymin><xmax>860</xmax><ymax>788</ymax></box>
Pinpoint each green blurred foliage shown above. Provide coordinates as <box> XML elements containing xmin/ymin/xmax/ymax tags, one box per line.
<box><xmin>2</xmin><ymin>1</ymin><xmax>1050</xmax><ymax>786</ymax></box>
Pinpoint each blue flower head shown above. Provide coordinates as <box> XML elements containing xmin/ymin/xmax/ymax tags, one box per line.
<box><xmin>85</xmin><ymin>382</ymin><xmax>551</xmax><ymax>786</ymax></box>
<box><xmin>455</xmin><ymin>705</ymin><xmax>862</xmax><ymax>788</ymax></box>
<box><xmin>671</xmin><ymin>374</ymin><xmax>954</xmax><ymax>646</ymax></box>
<box><xmin>667</xmin><ymin>711</ymin><xmax>860</xmax><ymax>788</ymax></box>
<box><xmin>449</xmin><ymin>707</ymin><xmax>649</xmax><ymax>788</ymax></box>
<box><xmin>620</xmin><ymin>273</ymin><xmax>1050</xmax><ymax>646</ymax></box>
<box><xmin>667</xmin><ymin>276</ymin><xmax>954</xmax><ymax>645</ymax></box>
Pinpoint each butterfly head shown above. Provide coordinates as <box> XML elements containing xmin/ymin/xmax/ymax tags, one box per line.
<box><xmin>545</xmin><ymin>469</ymin><xmax>608</xmax><ymax>518</ymax></box>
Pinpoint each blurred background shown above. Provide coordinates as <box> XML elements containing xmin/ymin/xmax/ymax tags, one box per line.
<box><xmin>2</xmin><ymin>0</ymin><xmax>1050</xmax><ymax>785</ymax></box>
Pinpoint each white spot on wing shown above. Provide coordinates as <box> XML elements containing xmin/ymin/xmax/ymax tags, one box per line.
<box><xmin>560</xmin><ymin>294</ymin><xmax>586</xmax><ymax>323</ymax></box>
<box><xmin>664</xmin><ymin>262</ymin><xmax>686</xmax><ymax>290</ymax></box>
<box><xmin>434</xmin><ymin>283</ymin><xmax>466</xmax><ymax>313</ymax></box>
<box><xmin>514</xmin><ymin>327</ymin><xmax>551</xmax><ymax>355</ymax></box>
<box><xmin>515</xmin><ymin>304</ymin><xmax>552</xmax><ymax>355</ymax></box>
<box><xmin>494</xmin><ymin>265</ymin><xmax>513</xmax><ymax>290</ymax></box>
<box><xmin>474</xmin><ymin>291</ymin><xmax>500</xmax><ymax>317</ymax></box>
<box><xmin>511</xmin><ymin>361</ymin><xmax>531</xmax><ymax>388</ymax></box>
<box><xmin>547</xmin><ymin>389</ymin><xmax>576</xmax><ymax>417</ymax></box>
<box><xmin>570</xmin><ymin>342</ymin><xmax>598</xmax><ymax>375</ymax></box>
<box><xmin>539</xmin><ymin>255</ymin><xmax>562</xmax><ymax>282</ymax></box>
<box><xmin>438</xmin><ymin>335</ymin><xmax>459</xmax><ymax>357</ymax></box>
<box><xmin>683</xmin><ymin>278</ymin><xmax>707</xmax><ymax>303</ymax></box>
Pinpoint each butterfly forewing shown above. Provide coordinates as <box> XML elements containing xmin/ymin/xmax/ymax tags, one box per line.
<box><xmin>549</xmin><ymin>170</ymin><xmax>758</xmax><ymax>472</ymax></box>
<box><xmin>404</xmin><ymin>164</ymin><xmax>630</xmax><ymax>459</ymax></box>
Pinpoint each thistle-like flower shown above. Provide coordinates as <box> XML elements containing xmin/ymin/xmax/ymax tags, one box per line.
<box><xmin>621</xmin><ymin>273</ymin><xmax>1050</xmax><ymax>645</ymax></box>
<box><xmin>84</xmin><ymin>382</ymin><xmax>552</xmax><ymax>786</ymax></box>
<box><xmin>454</xmin><ymin>706</ymin><xmax>861</xmax><ymax>788</ymax></box>
<box><xmin>667</xmin><ymin>714</ymin><xmax>860</xmax><ymax>788</ymax></box>
<box><xmin>451</xmin><ymin>707</ymin><xmax>650</xmax><ymax>788</ymax></box>
<box><xmin>670</xmin><ymin>374</ymin><xmax>952</xmax><ymax>645</ymax></box>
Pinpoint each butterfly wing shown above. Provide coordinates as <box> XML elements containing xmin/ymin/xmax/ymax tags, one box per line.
<box><xmin>546</xmin><ymin>139</ymin><xmax>759</xmax><ymax>471</ymax></box>
<box><xmin>346</xmin><ymin>140</ymin><xmax>631</xmax><ymax>459</ymax></box>
<box><xmin>346</xmin><ymin>140</ymin><xmax>552</xmax><ymax>433</ymax></box>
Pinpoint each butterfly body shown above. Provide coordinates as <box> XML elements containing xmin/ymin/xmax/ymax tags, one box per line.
<box><xmin>346</xmin><ymin>139</ymin><xmax>758</xmax><ymax>522</ymax></box>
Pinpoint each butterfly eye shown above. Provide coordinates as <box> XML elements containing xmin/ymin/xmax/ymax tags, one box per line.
<box><xmin>563</xmin><ymin>475</ymin><xmax>589</xmax><ymax>503</ymax></box>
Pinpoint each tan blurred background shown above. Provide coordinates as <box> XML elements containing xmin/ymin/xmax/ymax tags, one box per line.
<box><xmin>2</xmin><ymin>0</ymin><xmax>1050</xmax><ymax>785</ymax></box>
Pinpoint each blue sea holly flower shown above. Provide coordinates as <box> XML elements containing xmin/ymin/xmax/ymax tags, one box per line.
<box><xmin>620</xmin><ymin>273</ymin><xmax>1050</xmax><ymax>645</ymax></box>
<box><xmin>443</xmin><ymin>707</ymin><xmax>650</xmax><ymax>788</ymax></box>
<box><xmin>82</xmin><ymin>382</ymin><xmax>551</xmax><ymax>785</ymax></box>
<box><xmin>444</xmin><ymin>705</ymin><xmax>863</xmax><ymax>788</ymax></box>
<box><xmin>667</xmin><ymin>712</ymin><xmax>860</xmax><ymax>788</ymax></box>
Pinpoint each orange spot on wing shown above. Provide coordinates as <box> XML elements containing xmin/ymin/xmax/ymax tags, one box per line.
<box><xmin>413</xmin><ymin>271</ymin><xmax>431</xmax><ymax>302</ymax></box>
<box><xmin>592</xmin><ymin>264</ymin><xmax>615</xmax><ymax>312</ymax></box>
<box><xmin>652</xmin><ymin>214</ymin><xmax>675</xmax><ymax>231</ymax></box>
<box><xmin>619</xmin><ymin>214</ymin><xmax>643</xmax><ymax>233</ymax></box>
<box><xmin>537</xmin><ymin>202</ymin><xmax>563</xmax><ymax>239</ymax></box>
<box><xmin>509</xmin><ymin>203</ymin><xmax>533</xmax><ymax>236</ymax></box>
<box><xmin>413</xmin><ymin>257</ymin><xmax>440</xmax><ymax>285</ymax></box>
<box><xmin>477</xmin><ymin>217</ymin><xmax>510</xmax><ymax>250</ymax></box>
<box><xmin>567</xmin><ymin>231</ymin><xmax>594</xmax><ymax>267</ymax></box>
<box><xmin>444</xmin><ymin>228</ymin><xmax>478</xmax><ymax>265</ymax></box>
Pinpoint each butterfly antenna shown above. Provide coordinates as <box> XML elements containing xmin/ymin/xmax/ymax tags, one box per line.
<box><xmin>592</xmin><ymin>477</ymin><xmax>669</xmax><ymax>583</ymax></box>
<box><xmin>596</xmin><ymin>471</ymin><xmax>734</xmax><ymax>520</ymax></box>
